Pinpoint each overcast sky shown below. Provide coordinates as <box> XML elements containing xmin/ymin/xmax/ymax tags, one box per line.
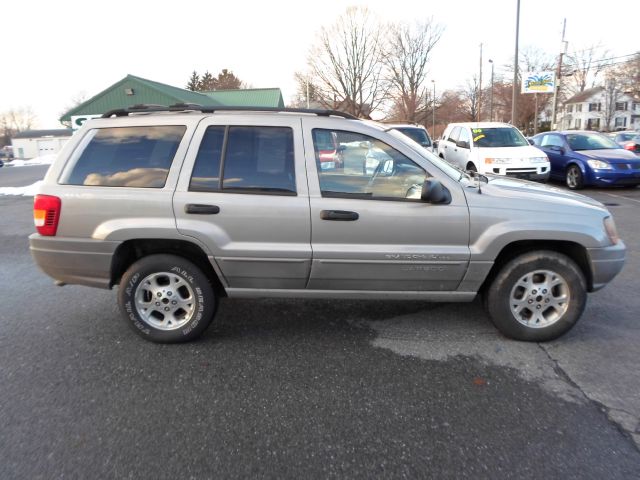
<box><xmin>2</xmin><ymin>0</ymin><xmax>637</xmax><ymax>128</ymax></box>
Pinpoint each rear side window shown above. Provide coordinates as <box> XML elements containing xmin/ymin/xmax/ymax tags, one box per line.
<box><xmin>190</xmin><ymin>126</ymin><xmax>296</xmax><ymax>195</ymax></box>
<box><xmin>63</xmin><ymin>126</ymin><xmax>186</xmax><ymax>188</ymax></box>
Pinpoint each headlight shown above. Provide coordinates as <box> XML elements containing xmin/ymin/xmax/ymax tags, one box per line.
<box><xmin>484</xmin><ymin>157</ymin><xmax>511</xmax><ymax>164</ymax></box>
<box><xmin>587</xmin><ymin>159</ymin><xmax>612</xmax><ymax>169</ymax></box>
<box><xmin>603</xmin><ymin>216</ymin><xmax>619</xmax><ymax>245</ymax></box>
<box><xmin>530</xmin><ymin>156</ymin><xmax>548</xmax><ymax>163</ymax></box>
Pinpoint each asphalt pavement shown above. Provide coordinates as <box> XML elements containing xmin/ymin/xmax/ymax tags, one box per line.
<box><xmin>1</xmin><ymin>165</ymin><xmax>639</xmax><ymax>478</ymax></box>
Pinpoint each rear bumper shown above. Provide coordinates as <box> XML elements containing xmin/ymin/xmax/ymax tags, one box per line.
<box><xmin>587</xmin><ymin>241</ymin><xmax>626</xmax><ymax>291</ymax></box>
<box><xmin>29</xmin><ymin>234</ymin><xmax>120</xmax><ymax>289</ymax></box>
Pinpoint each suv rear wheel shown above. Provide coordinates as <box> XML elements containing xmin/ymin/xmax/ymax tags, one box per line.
<box><xmin>485</xmin><ymin>251</ymin><xmax>586</xmax><ymax>341</ymax></box>
<box><xmin>118</xmin><ymin>254</ymin><xmax>216</xmax><ymax>343</ymax></box>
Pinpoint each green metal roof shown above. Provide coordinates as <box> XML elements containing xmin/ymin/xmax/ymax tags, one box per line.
<box><xmin>202</xmin><ymin>88</ymin><xmax>285</xmax><ymax>108</ymax></box>
<box><xmin>60</xmin><ymin>75</ymin><xmax>284</xmax><ymax>122</ymax></box>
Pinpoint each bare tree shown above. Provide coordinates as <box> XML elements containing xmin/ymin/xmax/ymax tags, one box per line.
<box><xmin>599</xmin><ymin>75</ymin><xmax>625</xmax><ymax>132</ymax></box>
<box><xmin>59</xmin><ymin>91</ymin><xmax>88</xmax><ymax>126</ymax></box>
<box><xmin>308</xmin><ymin>6</ymin><xmax>387</xmax><ymax>117</ymax></box>
<box><xmin>616</xmin><ymin>51</ymin><xmax>640</xmax><ymax>98</ymax></box>
<box><xmin>289</xmin><ymin>72</ymin><xmax>322</xmax><ymax>108</ymax></box>
<box><xmin>564</xmin><ymin>44</ymin><xmax>611</xmax><ymax>95</ymax></box>
<box><xmin>460</xmin><ymin>76</ymin><xmax>480</xmax><ymax>121</ymax></box>
<box><xmin>383</xmin><ymin>19</ymin><xmax>444</xmax><ymax>122</ymax></box>
<box><xmin>1</xmin><ymin>107</ymin><xmax>37</xmax><ymax>146</ymax></box>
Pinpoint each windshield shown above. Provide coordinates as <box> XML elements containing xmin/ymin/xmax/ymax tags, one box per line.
<box><xmin>387</xmin><ymin>129</ymin><xmax>464</xmax><ymax>181</ymax></box>
<box><xmin>471</xmin><ymin>127</ymin><xmax>529</xmax><ymax>148</ymax></box>
<box><xmin>566</xmin><ymin>133</ymin><xmax>620</xmax><ymax>151</ymax></box>
<box><xmin>393</xmin><ymin>127</ymin><xmax>431</xmax><ymax>147</ymax></box>
<box><xmin>617</xmin><ymin>133</ymin><xmax>636</xmax><ymax>142</ymax></box>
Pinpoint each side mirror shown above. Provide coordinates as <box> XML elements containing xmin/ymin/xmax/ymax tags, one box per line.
<box><xmin>527</xmin><ymin>138</ymin><xmax>534</xmax><ymax>145</ymax></box>
<box><xmin>432</xmin><ymin>140</ymin><xmax>439</xmax><ymax>150</ymax></box>
<box><xmin>421</xmin><ymin>179</ymin><xmax>451</xmax><ymax>204</ymax></box>
<box><xmin>456</xmin><ymin>140</ymin><xmax>470</xmax><ymax>149</ymax></box>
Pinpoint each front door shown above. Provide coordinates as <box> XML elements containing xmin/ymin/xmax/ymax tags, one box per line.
<box><xmin>302</xmin><ymin>118</ymin><xmax>470</xmax><ymax>292</ymax></box>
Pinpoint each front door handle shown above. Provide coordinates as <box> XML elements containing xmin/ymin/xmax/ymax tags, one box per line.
<box><xmin>185</xmin><ymin>204</ymin><xmax>220</xmax><ymax>215</ymax></box>
<box><xmin>320</xmin><ymin>210</ymin><xmax>359</xmax><ymax>221</ymax></box>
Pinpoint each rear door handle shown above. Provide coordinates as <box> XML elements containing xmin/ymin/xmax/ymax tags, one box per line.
<box><xmin>320</xmin><ymin>210</ymin><xmax>359</xmax><ymax>221</ymax></box>
<box><xmin>185</xmin><ymin>204</ymin><xmax>220</xmax><ymax>215</ymax></box>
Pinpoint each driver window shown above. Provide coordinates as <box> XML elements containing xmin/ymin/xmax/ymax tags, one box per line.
<box><xmin>312</xmin><ymin>129</ymin><xmax>427</xmax><ymax>200</ymax></box>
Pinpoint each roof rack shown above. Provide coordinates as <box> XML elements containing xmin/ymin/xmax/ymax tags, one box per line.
<box><xmin>101</xmin><ymin>104</ymin><xmax>358</xmax><ymax>120</ymax></box>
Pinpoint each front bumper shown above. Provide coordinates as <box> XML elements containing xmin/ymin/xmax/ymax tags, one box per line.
<box><xmin>587</xmin><ymin>240</ymin><xmax>626</xmax><ymax>291</ymax></box>
<box><xmin>29</xmin><ymin>234</ymin><xmax>120</xmax><ymax>289</ymax></box>
<box><xmin>488</xmin><ymin>165</ymin><xmax>550</xmax><ymax>182</ymax></box>
<box><xmin>589</xmin><ymin>169</ymin><xmax>640</xmax><ymax>186</ymax></box>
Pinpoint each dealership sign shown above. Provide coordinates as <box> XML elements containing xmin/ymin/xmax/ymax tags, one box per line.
<box><xmin>522</xmin><ymin>72</ymin><xmax>555</xmax><ymax>94</ymax></box>
<box><xmin>71</xmin><ymin>114</ymin><xmax>102</xmax><ymax>130</ymax></box>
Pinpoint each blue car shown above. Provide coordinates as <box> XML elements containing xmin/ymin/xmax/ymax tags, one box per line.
<box><xmin>531</xmin><ymin>131</ymin><xmax>640</xmax><ymax>189</ymax></box>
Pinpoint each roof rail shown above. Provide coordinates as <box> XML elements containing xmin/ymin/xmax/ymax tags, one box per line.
<box><xmin>101</xmin><ymin>104</ymin><xmax>358</xmax><ymax>120</ymax></box>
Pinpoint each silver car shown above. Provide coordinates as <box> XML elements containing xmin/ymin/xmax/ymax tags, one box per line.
<box><xmin>30</xmin><ymin>106</ymin><xmax>625</xmax><ymax>343</ymax></box>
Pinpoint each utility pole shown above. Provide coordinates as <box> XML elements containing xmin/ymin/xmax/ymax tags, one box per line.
<box><xmin>511</xmin><ymin>0</ymin><xmax>520</xmax><ymax>126</ymax></box>
<box><xmin>478</xmin><ymin>43</ymin><xmax>483</xmax><ymax>121</ymax></box>
<box><xmin>431</xmin><ymin>80</ymin><xmax>436</xmax><ymax>139</ymax></box>
<box><xmin>489</xmin><ymin>59</ymin><xmax>494</xmax><ymax>121</ymax></box>
<box><xmin>551</xmin><ymin>18</ymin><xmax>567</xmax><ymax>130</ymax></box>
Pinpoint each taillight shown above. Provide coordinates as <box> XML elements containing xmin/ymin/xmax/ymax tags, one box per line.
<box><xmin>34</xmin><ymin>194</ymin><xmax>61</xmax><ymax>236</ymax></box>
<box><xmin>624</xmin><ymin>142</ymin><xmax>635</xmax><ymax>151</ymax></box>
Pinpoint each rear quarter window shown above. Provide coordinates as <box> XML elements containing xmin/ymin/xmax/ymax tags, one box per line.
<box><xmin>61</xmin><ymin>126</ymin><xmax>186</xmax><ymax>188</ymax></box>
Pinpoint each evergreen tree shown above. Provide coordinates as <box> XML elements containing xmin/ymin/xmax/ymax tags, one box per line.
<box><xmin>198</xmin><ymin>71</ymin><xmax>216</xmax><ymax>91</ymax></box>
<box><xmin>186</xmin><ymin>71</ymin><xmax>200</xmax><ymax>91</ymax></box>
<box><xmin>213</xmin><ymin>69</ymin><xmax>243</xmax><ymax>90</ymax></box>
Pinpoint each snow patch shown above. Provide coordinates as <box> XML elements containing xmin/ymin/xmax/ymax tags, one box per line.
<box><xmin>4</xmin><ymin>154</ymin><xmax>57</xmax><ymax>167</ymax></box>
<box><xmin>0</xmin><ymin>180</ymin><xmax>43</xmax><ymax>196</ymax></box>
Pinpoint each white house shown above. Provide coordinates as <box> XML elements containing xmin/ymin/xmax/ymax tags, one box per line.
<box><xmin>559</xmin><ymin>87</ymin><xmax>640</xmax><ymax>132</ymax></box>
<box><xmin>11</xmin><ymin>129</ymin><xmax>73</xmax><ymax>159</ymax></box>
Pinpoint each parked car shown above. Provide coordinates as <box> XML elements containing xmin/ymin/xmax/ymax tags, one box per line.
<box><xmin>607</xmin><ymin>131</ymin><xmax>638</xmax><ymax>147</ymax></box>
<box><xmin>30</xmin><ymin>105</ymin><xmax>625</xmax><ymax>343</ymax></box>
<box><xmin>437</xmin><ymin>122</ymin><xmax>550</xmax><ymax>181</ymax></box>
<box><xmin>621</xmin><ymin>134</ymin><xmax>640</xmax><ymax>155</ymax></box>
<box><xmin>386</xmin><ymin>124</ymin><xmax>433</xmax><ymax>151</ymax></box>
<box><xmin>531</xmin><ymin>131</ymin><xmax>640</xmax><ymax>189</ymax></box>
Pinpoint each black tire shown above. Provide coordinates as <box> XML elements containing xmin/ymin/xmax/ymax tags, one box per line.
<box><xmin>565</xmin><ymin>164</ymin><xmax>584</xmax><ymax>190</ymax></box>
<box><xmin>485</xmin><ymin>250</ymin><xmax>587</xmax><ymax>342</ymax></box>
<box><xmin>118</xmin><ymin>254</ymin><xmax>216</xmax><ymax>343</ymax></box>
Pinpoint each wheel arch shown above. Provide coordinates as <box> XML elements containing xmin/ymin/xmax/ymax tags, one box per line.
<box><xmin>478</xmin><ymin>240</ymin><xmax>593</xmax><ymax>294</ymax></box>
<box><xmin>110</xmin><ymin>238</ymin><xmax>227</xmax><ymax>296</ymax></box>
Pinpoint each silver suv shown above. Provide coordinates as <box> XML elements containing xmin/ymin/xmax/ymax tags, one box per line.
<box><xmin>30</xmin><ymin>105</ymin><xmax>625</xmax><ymax>343</ymax></box>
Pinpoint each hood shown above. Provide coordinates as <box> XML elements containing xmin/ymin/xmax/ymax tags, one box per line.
<box><xmin>466</xmin><ymin>175</ymin><xmax>606</xmax><ymax>211</ymax></box>
<box><xmin>578</xmin><ymin>149</ymin><xmax>640</xmax><ymax>163</ymax></box>
<box><xmin>474</xmin><ymin>145</ymin><xmax>546</xmax><ymax>159</ymax></box>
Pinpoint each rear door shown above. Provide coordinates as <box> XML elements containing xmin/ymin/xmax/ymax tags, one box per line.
<box><xmin>174</xmin><ymin>115</ymin><xmax>311</xmax><ymax>290</ymax></box>
<box><xmin>302</xmin><ymin>118</ymin><xmax>470</xmax><ymax>292</ymax></box>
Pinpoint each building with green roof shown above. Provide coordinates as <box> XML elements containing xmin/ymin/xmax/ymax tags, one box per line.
<box><xmin>60</xmin><ymin>74</ymin><xmax>284</xmax><ymax>127</ymax></box>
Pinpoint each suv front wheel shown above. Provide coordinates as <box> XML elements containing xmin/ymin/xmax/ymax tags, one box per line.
<box><xmin>485</xmin><ymin>251</ymin><xmax>587</xmax><ymax>341</ymax></box>
<box><xmin>118</xmin><ymin>254</ymin><xmax>216</xmax><ymax>343</ymax></box>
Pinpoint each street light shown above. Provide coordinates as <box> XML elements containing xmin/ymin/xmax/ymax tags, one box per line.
<box><xmin>488</xmin><ymin>59</ymin><xmax>494</xmax><ymax>121</ymax></box>
<box><xmin>431</xmin><ymin>79</ymin><xmax>436</xmax><ymax>140</ymax></box>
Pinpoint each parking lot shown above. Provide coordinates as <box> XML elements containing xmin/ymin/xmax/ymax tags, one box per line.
<box><xmin>1</xmin><ymin>164</ymin><xmax>639</xmax><ymax>478</ymax></box>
